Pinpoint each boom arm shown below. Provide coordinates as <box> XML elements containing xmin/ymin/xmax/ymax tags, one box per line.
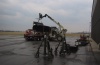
<box><xmin>39</xmin><ymin>13</ymin><xmax>64</xmax><ymax>30</ymax></box>
<box><xmin>39</xmin><ymin>13</ymin><xmax>67</xmax><ymax>36</ymax></box>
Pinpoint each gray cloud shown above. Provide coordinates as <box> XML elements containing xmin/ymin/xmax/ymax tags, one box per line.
<box><xmin>0</xmin><ymin>0</ymin><xmax>93</xmax><ymax>32</ymax></box>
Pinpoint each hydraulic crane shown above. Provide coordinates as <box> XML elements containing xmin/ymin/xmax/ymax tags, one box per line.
<box><xmin>38</xmin><ymin>13</ymin><xmax>67</xmax><ymax>41</ymax></box>
<box><xmin>38</xmin><ymin>13</ymin><xmax>72</xmax><ymax>56</ymax></box>
<box><xmin>35</xmin><ymin>13</ymin><xmax>79</xmax><ymax>57</ymax></box>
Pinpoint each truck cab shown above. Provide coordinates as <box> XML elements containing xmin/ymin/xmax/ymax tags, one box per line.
<box><xmin>24</xmin><ymin>29</ymin><xmax>34</xmax><ymax>41</ymax></box>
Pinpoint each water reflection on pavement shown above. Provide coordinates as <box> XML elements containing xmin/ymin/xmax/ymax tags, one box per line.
<box><xmin>0</xmin><ymin>35</ymin><xmax>98</xmax><ymax>65</ymax></box>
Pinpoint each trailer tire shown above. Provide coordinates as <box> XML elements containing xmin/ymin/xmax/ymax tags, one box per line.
<box><xmin>25</xmin><ymin>37</ymin><xmax>29</xmax><ymax>41</ymax></box>
<box><xmin>57</xmin><ymin>36</ymin><xmax>62</xmax><ymax>41</ymax></box>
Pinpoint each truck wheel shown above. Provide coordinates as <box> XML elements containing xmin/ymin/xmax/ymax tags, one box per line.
<box><xmin>32</xmin><ymin>37</ymin><xmax>34</xmax><ymax>41</ymax></box>
<box><xmin>36</xmin><ymin>38</ymin><xmax>39</xmax><ymax>41</ymax></box>
<box><xmin>39</xmin><ymin>38</ymin><xmax>41</xmax><ymax>41</ymax></box>
<box><xmin>25</xmin><ymin>37</ymin><xmax>29</xmax><ymax>41</ymax></box>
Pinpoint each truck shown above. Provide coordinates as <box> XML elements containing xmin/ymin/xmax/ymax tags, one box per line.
<box><xmin>24</xmin><ymin>29</ymin><xmax>44</xmax><ymax>41</ymax></box>
<box><xmin>38</xmin><ymin>13</ymin><xmax>67</xmax><ymax>41</ymax></box>
<box><xmin>24</xmin><ymin>22</ymin><xmax>44</xmax><ymax>41</ymax></box>
<box><xmin>24</xmin><ymin>13</ymin><xmax>67</xmax><ymax>41</ymax></box>
<box><xmin>24</xmin><ymin>22</ymin><xmax>60</xmax><ymax>41</ymax></box>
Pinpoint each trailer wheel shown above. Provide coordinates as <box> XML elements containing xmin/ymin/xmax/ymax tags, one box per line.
<box><xmin>39</xmin><ymin>37</ymin><xmax>41</xmax><ymax>41</ymax></box>
<box><xmin>25</xmin><ymin>37</ymin><xmax>29</xmax><ymax>41</ymax></box>
<box><xmin>57</xmin><ymin>36</ymin><xmax>62</xmax><ymax>41</ymax></box>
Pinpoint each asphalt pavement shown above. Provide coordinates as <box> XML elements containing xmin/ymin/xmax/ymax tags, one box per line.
<box><xmin>0</xmin><ymin>35</ymin><xmax>99</xmax><ymax>65</ymax></box>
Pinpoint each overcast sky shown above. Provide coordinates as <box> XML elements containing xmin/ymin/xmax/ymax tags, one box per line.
<box><xmin>0</xmin><ymin>0</ymin><xmax>93</xmax><ymax>32</ymax></box>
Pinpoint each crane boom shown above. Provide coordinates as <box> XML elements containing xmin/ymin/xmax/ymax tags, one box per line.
<box><xmin>45</xmin><ymin>14</ymin><xmax>64</xmax><ymax>29</ymax></box>
<box><xmin>39</xmin><ymin>13</ymin><xmax>67</xmax><ymax>38</ymax></box>
<box><xmin>39</xmin><ymin>13</ymin><xmax>64</xmax><ymax>30</ymax></box>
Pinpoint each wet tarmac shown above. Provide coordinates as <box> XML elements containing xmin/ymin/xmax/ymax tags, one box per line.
<box><xmin>0</xmin><ymin>35</ymin><xmax>99</xmax><ymax>65</ymax></box>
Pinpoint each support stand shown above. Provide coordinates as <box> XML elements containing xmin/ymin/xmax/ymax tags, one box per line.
<box><xmin>54</xmin><ymin>35</ymin><xmax>71</xmax><ymax>56</ymax></box>
<box><xmin>35</xmin><ymin>35</ymin><xmax>54</xmax><ymax>58</ymax></box>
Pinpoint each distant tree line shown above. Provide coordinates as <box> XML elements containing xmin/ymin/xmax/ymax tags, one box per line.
<box><xmin>0</xmin><ymin>30</ymin><xmax>23</xmax><ymax>32</ymax></box>
<box><xmin>68</xmin><ymin>32</ymin><xmax>91</xmax><ymax>34</ymax></box>
<box><xmin>72</xmin><ymin>32</ymin><xmax>91</xmax><ymax>34</ymax></box>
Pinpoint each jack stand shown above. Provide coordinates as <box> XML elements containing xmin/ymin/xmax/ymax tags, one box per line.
<box><xmin>59</xmin><ymin>40</ymin><xmax>71</xmax><ymax>56</ymax></box>
<box><xmin>54</xmin><ymin>41</ymin><xmax>61</xmax><ymax>56</ymax></box>
<box><xmin>35</xmin><ymin>35</ymin><xmax>54</xmax><ymax>58</ymax></box>
<box><xmin>54</xmin><ymin>37</ymin><xmax>71</xmax><ymax>56</ymax></box>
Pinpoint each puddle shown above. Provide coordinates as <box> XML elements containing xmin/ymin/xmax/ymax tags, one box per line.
<box><xmin>0</xmin><ymin>51</ymin><xmax>15</xmax><ymax>56</ymax></box>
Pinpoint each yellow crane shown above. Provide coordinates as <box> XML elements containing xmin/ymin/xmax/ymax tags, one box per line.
<box><xmin>39</xmin><ymin>13</ymin><xmax>67</xmax><ymax>40</ymax></box>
